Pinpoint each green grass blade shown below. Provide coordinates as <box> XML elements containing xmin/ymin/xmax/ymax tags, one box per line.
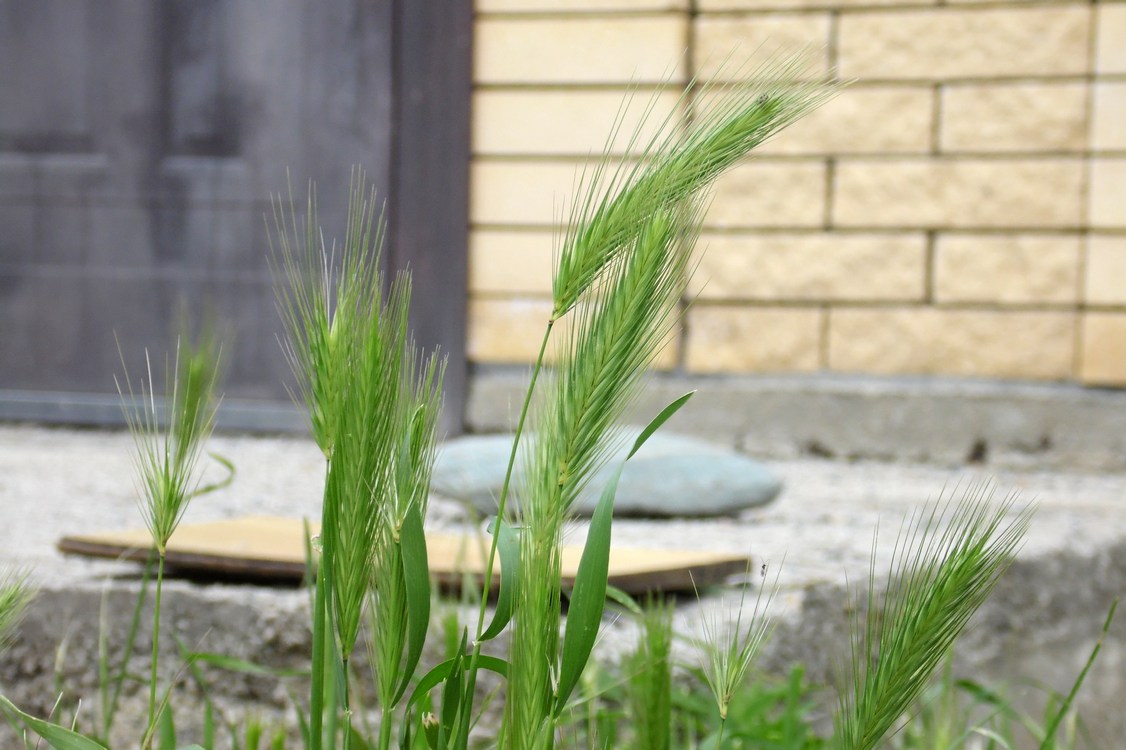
<box><xmin>393</xmin><ymin>502</ymin><xmax>432</xmax><ymax>706</ymax></box>
<box><xmin>604</xmin><ymin>584</ymin><xmax>642</xmax><ymax>616</ymax></box>
<box><xmin>179</xmin><ymin>649</ymin><xmax>309</xmax><ymax>679</ymax></box>
<box><xmin>479</xmin><ymin>519</ymin><xmax>519</xmax><ymax>642</ymax></box>
<box><xmin>554</xmin><ymin>392</ymin><xmax>693</xmax><ymax>713</ymax></box>
<box><xmin>347</xmin><ymin>726</ymin><xmax>374</xmax><ymax>750</ymax></box>
<box><xmin>1038</xmin><ymin>598</ymin><xmax>1117</xmax><ymax>750</ymax></box>
<box><xmin>0</xmin><ymin>695</ymin><xmax>109</xmax><ymax>749</ymax></box>
<box><xmin>157</xmin><ymin>705</ymin><xmax>176</xmax><ymax>750</ymax></box>
<box><xmin>626</xmin><ymin>596</ymin><xmax>674</xmax><ymax>750</ymax></box>
<box><xmin>310</xmin><ymin>565</ymin><xmax>328</xmax><ymax>750</ymax></box>
<box><xmin>408</xmin><ymin>655</ymin><xmax>510</xmax><ymax>711</ymax></box>
<box><xmin>554</xmin><ymin>464</ymin><xmax>622</xmax><ymax>715</ymax></box>
<box><xmin>627</xmin><ymin>391</ymin><xmax>694</xmax><ymax>459</ymax></box>
<box><xmin>191</xmin><ymin>452</ymin><xmax>236</xmax><ymax>498</ymax></box>
<box><xmin>438</xmin><ymin>632</ymin><xmax>468</xmax><ymax>747</ymax></box>
<box><xmin>203</xmin><ymin>701</ymin><xmax>215</xmax><ymax>750</ymax></box>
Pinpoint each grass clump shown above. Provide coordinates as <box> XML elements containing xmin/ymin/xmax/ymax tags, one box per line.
<box><xmin>0</xmin><ymin>51</ymin><xmax>1115</xmax><ymax>750</ymax></box>
<box><xmin>835</xmin><ymin>491</ymin><xmax>1035</xmax><ymax>750</ymax></box>
<box><xmin>0</xmin><ymin>572</ymin><xmax>33</xmax><ymax>657</ymax></box>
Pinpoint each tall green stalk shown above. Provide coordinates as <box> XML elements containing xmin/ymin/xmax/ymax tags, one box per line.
<box><xmin>118</xmin><ymin>332</ymin><xmax>221</xmax><ymax>738</ymax></box>
<box><xmin>497</xmin><ymin>59</ymin><xmax>838</xmax><ymax>749</ymax></box>
<box><xmin>626</xmin><ymin>596</ymin><xmax>675</xmax><ymax>750</ymax></box>
<box><xmin>272</xmin><ymin>171</ymin><xmax>444</xmax><ymax>750</ymax></box>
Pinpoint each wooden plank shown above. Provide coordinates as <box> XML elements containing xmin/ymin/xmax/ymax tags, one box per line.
<box><xmin>58</xmin><ymin>517</ymin><xmax>750</xmax><ymax>593</ymax></box>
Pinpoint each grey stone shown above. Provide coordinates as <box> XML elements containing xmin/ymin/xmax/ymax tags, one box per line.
<box><xmin>432</xmin><ymin>430</ymin><xmax>783</xmax><ymax>517</ymax></box>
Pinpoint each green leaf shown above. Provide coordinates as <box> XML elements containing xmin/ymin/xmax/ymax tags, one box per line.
<box><xmin>0</xmin><ymin>695</ymin><xmax>109</xmax><ymax>749</ymax></box>
<box><xmin>422</xmin><ymin>713</ymin><xmax>440</xmax><ymax>750</ymax></box>
<box><xmin>158</xmin><ymin>705</ymin><xmax>176</xmax><ymax>750</ymax></box>
<box><xmin>1038</xmin><ymin>598</ymin><xmax>1117</xmax><ymax>750</ymax></box>
<box><xmin>393</xmin><ymin>502</ymin><xmax>432</xmax><ymax>705</ymax></box>
<box><xmin>407</xmin><ymin>655</ymin><xmax>509</xmax><ymax>710</ymax></box>
<box><xmin>398</xmin><ymin>713</ymin><xmax>413</xmax><ymax>750</ymax></box>
<box><xmin>554</xmin><ymin>462</ymin><xmax>621</xmax><ymax>714</ymax></box>
<box><xmin>478</xmin><ymin>519</ymin><xmax>519</xmax><ymax>642</ymax></box>
<box><xmin>439</xmin><ymin>632</ymin><xmax>468</xmax><ymax>746</ymax></box>
<box><xmin>347</xmin><ymin>725</ymin><xmax>373</xmax><ymax>750</ymax></box>
<box><xmin>245</xmin><ymin>717</ymin><xmax>262</xmax><ymax>750</ymax></box>
<box><xmin>202</xmin><ymin>702</ymin><xmax>214</xmax><ymax>750</ymax></box>
<box><xmin>192</xmin><ymin>452</ymin><xmax>237</xmax><ymax>498</ymax></box>
<box><xmin>605</xmin><ymin>584</ymin><xmax>642</xmax><ymax>616</ymax></box>
<box><xmin>627</xmin><ymin>391</ymin><xmax>694</xmax><ymax>459</ymax></box>
<box><xmin>554</xmin><ymin>393</ymin><xmax>693</xmax><ymax>714</ymax></box>
<box><xmin>184</xmin><ymin>649</ymin><xmax>308</xmax><ymax>679</ymax></box>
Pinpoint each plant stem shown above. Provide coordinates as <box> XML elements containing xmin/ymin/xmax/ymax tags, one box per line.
<box><xmin>474</xmin><ymin>320</ymin><xmax>554</xmax><ymax>637</ymax></box>
<box><xmin>341</xmin><ymin>655</ymin><xmax>352</xmax><ymax>750</ymax></box>
<box><xmin>310</xmin><ymin>564</ymin><xmax>327</xmax><ymax>750</ymax></box>
<box><xmin>379</xmin><ymin>703</ymin><xmax>393</xmax><ymax>750</ymax></box>
<box><xmin>462</xmin><ymin>321</ymin><xmax>553</xmax><ymax>743</ymax></box>
<box><xmin>147</xmin><ymin>552</ymin><xmax>165</xmax><ymax>732</ymax></box>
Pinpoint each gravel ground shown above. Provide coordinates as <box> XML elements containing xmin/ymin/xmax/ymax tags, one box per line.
<box><xmin>4</xmin><ymin>421</ymin><xmax>1125</xmax><ymax>597</ymax></box>
<box><xmin>2</xmin><ymin>422</ymin><xmax>1125</xmax><ymax>745</ymax></box>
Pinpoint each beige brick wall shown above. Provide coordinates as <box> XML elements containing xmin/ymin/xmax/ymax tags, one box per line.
<box><xmin>468</xmin><ymin>1</ymin><xmax>1126</xmax><ymax>386</ymax></box>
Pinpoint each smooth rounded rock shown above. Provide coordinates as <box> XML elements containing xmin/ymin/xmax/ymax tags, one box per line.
<box><xmin>431</xmin><ymin>431</ymin><xmax>783</xmax><ymax>517</ymax></box>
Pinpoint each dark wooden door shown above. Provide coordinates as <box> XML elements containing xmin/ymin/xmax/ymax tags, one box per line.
<box><xmin>0</xmin><ymin>0</ymin><xmax>469</xmax><ymax>431</ymax></box>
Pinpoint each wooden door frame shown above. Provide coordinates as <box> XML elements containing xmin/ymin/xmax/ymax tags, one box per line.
<box><xmin>0</xmin><ymin>0</ymin><xmax>472</xmax><ymax>435</ymax></box>
<box><xmin>389</xmin><ymin>0</ymin><xmax>472</xmax><ymax>436</ymax></box>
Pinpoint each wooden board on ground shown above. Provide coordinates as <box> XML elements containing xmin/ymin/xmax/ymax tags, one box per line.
<box><xmin>58</xmin><ymin>517</ymin><xmax>751</xmax><ymax>594</ymax></box>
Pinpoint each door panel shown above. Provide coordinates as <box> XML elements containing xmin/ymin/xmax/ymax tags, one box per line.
<box><xmin>0</xmin><ymin>0</ymin><xmax>406</xmax><ymax>404</ymax></box>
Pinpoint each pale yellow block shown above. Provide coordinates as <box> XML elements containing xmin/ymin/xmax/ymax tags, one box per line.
<box><xmin>469</xmin><ymin>230</ymin><xmax>556</xmax><ymax>295</ymax></box>
<box><xmin>833</xmin><ymin>159</ymin><xmax>1084</xmax><ymax>228</ymax></box>
<box><xmin>838</xmin><ymin>7</ymin><xmax>1090</xmax><ymax>80</ymax></box>
<box><xmin>1089</xmin><ymin>159</ymin><xmax>1126</xmax><ymax>229</ymax></box>
<box><xmin>468</xmin><ymin>298</ymin><xmax>557</xmax><ymax>364</ymax></box>
<box><xmin>1097</xmin><ymin>4</ymin><xmax>1126</xmax><ymax>75</ymax></box>
<box><xmin>472</xmin><ymin>89</ymin><xmax>685</xmax><ymax>156</ymax></box>
<box><xmin>468</xmin><ymin>297</ymin><xmax>681</xmax><ymax>369</ymax></box>
<box><xmin>690</xmin><ymin>232</ymin><xmax>926</xmax><ymax>301</ymax></box>
<box><xmin>933</xmin><ymin>235</ymin><xmax>1081</xmax><ymax>305</ymax></box>
<box><xmin>705</xmin><ymin>160</ymin><xmax>826</xmax><ymax>228</ymax></box>
<box><xmin>754</xmin><ymin>85</ymin><xmax>933</xmax><ymax>155</ymax></box>
<box><xmin>475</xmin><ymin>16</ymin><xmax>688</xmax><ymax>85</ymax></box>
<box><xmin>471</xmin><ymin>159</ymin><xmax>596</xmax><ymax>226</ymax></box>
<box><xmin>478</xmin><ymin>0</ymin><xmax>687</xmax><ymax>10</ymax></box>
<box><xmin>829</xmin><ymin>308</ymin><xmax>1075</xmax><ymax>380</ymax></box>
<box><xmin>1081</xmin><ymin>313</ymin><xmax>1126</xmax><ymax>385</ymax></box>
<box><xmin>1085</xmin><ymin>235</ymin><xmax>1126</xmax><ymax>306</ymax></box>
<box><xmin>941</xmin><ymin>83</ymin><xmax>1088</xmax><ymax>153</ymax></box>
<box><xmin>1093</xmin><ymin>83</ymin><xmax>1126</xmax><ymax>152</ymax></box>
<box><xmin>693</xmin><ymin>15</ymin><xmax>832</xmax><ymax>80</ymax></box>
<box><xmin>685</xmin><ymin>305</ymin><xmax>822</xmax><ymax>373</ymax></box>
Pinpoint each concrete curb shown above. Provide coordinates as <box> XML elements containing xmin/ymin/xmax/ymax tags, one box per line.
<box><xmin>471</xmin><ymin>370</ymin><xmax>1126</xmax><ymax>470</ymax></box>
